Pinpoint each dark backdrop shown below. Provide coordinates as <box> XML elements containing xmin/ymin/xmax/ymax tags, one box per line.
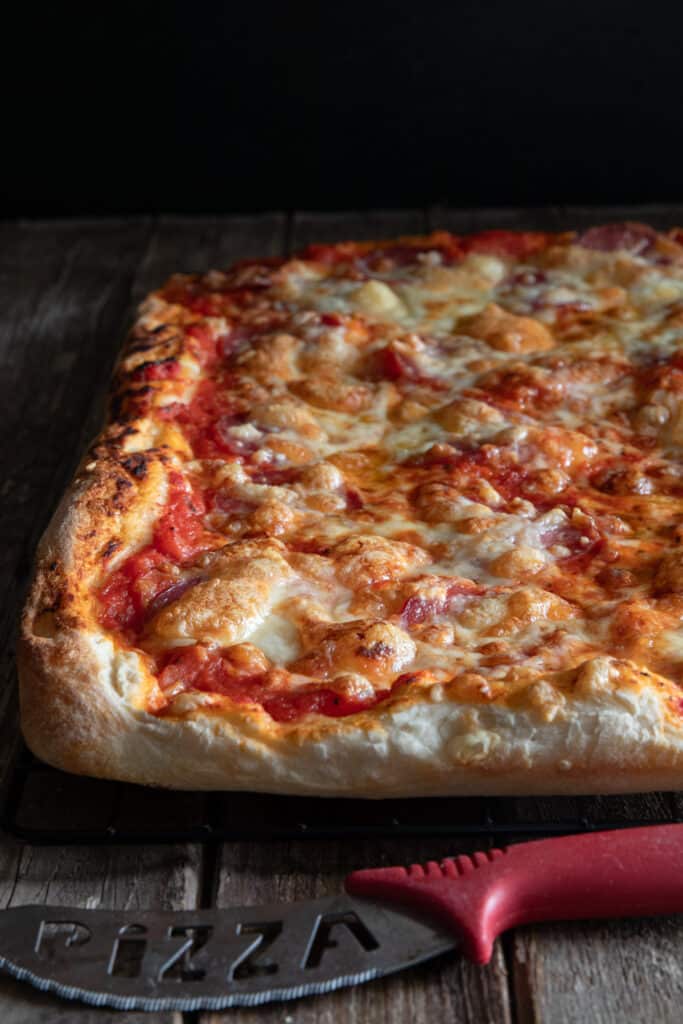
<box><xmin>3</xmin><ymin>1</ymin><xmax>681</xmax><ymax>217</ymax></box>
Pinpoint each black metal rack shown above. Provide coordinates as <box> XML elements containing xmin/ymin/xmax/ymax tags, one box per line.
<box><xmin>1</xmin><ymin>744</ymin><xmax>678</xmax><ymax>845</ymax></box>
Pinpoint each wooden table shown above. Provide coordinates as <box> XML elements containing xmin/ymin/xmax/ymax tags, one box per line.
<box><xmin>2</xmin><ymin>206</ymin><xmax>683</xmax><ymax>1023</ymax></box>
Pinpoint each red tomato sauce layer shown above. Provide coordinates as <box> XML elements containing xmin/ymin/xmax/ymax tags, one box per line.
<box><xmin>156</xmin><ymin>646</ymin><xmax>390</xmax><ymax>723</ymax></box>
<box><xmin>98</xmin><ymin>473</ymin><xmax>215</xmax><ymax>635</ymax></box>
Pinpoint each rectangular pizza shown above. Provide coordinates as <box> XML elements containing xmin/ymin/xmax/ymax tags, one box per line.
<box><xmin>19</xmin><ymin>222</ymin><xmax>683</xmax><ymax>795</ymax></box>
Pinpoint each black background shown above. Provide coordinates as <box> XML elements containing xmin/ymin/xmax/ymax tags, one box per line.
<box><xmin>3</xmin><ymin>1</ymin><xmax>681</xmax><ymax>217</ymax></box>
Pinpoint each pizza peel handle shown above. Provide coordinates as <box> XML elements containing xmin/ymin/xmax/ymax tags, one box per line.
<box><xmin>345</xmin><ymin>823</ymin><xmax>683</xmax><ymax>964</ymax></box>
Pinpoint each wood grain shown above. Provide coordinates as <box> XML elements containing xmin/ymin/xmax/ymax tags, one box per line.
<box><xmin>290</xmin><ymin>208</ymin><xmax>429</xmax><ymax>248</ymax></box>
<box><xmin>205</xmin><ymin>837</ymin><xmax>511</xmax><ymax>1024</ymax></box>
<box><xmin>509</xmin><ymin>791</ymin><xmax>681</xmax><ymax>1024</ymax></box>
<box><xmin>0</xmin><ymin>839</ymin><xmax>199</xmax><ymax>1024</ymax></box>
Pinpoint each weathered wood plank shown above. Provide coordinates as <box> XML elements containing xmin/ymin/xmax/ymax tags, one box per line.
<box><xmin>512</xmin><ymin>915</ymin><xmax>683</xmax><ymax>1024</ymax></box>
<box><xmin>508</xmin><ymin>792</ymin><xmax>679</xmax><ymax>1024</ymax></box>
<box><xmin>0</xmin><ymin>216</ymin><xmax>195</xmax><ymax>1022</ymax></box>
<box><xmin>205</xmin><ymin>837</ymin><xmax>511</xmax><ymax>1024</ymax></box>
<box><xmin>555</xmin><ymin>204</ymin><xmax>683</xmax><ymax>231</ymax></box>
<box><xmin>501</xmin><ymin>793</ymin><xmax>677</xmax><ymax>1022</ymax></box>
<box><xmin>430</xmin><ymin>203</ymin><xmax>683</xmax><ymax>235</ymax></box>
<box><xmin>428</xmin><ymin>205</ymin><xmax>566</xmax><ymax>234</ymax></box>
<box><xmin>132</xmin><ymin>212</ymin><xmax>287</xmax><ymax>299</ymax></box>
<box><xmin>0</xmin><ymin>837</ymin><xmax>198</xmax><ymax>1023</ymax></box>
<box><xmin>289</xmin><ymin>208</ymin><xmax>428</xmax><ymax>249</ymax></box>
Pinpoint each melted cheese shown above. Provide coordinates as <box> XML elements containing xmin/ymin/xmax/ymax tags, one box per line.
<box><xmin>103</xmin><ymin>227</ymin><xmax>683</xmax><ymax>712</ymax></box>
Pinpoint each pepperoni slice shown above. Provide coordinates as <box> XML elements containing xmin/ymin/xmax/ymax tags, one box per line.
<box><xmin>378</xmin><ymin>344</ymin><xmax>449</xmax><ymax>389</ymax></box>
<box><xmin>401</xmin><ymin>579</ymin><xmax>483</xmax><ymax>626</ymax></box>
<box><xmin>219</xmin><ymin>325</ymin><xmax>255</xmax><ymax>361</ymax></box>
<box><xmin>461</xmin><ymin>230</ymin><xmax>548</xmax><ymax>259</ymax></box>
<box><xmin>213</xmin><ymin>416</ymin><xmax>261</xmax><ymax>456</ymax></box>
<box><xmin>576</xmin><ymin>222</ymin><xmax>658</xmax><ymax>254</ymax></box>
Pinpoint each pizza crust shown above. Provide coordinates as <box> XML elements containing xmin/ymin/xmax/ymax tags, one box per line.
<box><xmin>19</xmin><ymin>460</ymin><xmax>683</xmax><ymax>795</ymax></box>
<box><xmin>19</xmin><ymin>228</ymin><xmax>683</xmax><ymax>795</ymax></box>
<box><xmin>20</xmin><ymin>623</ymin><xmax>683</xmax><ymax>796</ymax></box>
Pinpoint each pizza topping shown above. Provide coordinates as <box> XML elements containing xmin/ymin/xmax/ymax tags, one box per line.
<box><xmin>148</xmin><ymin>540</ymin><xmax>296</xmax><ymax>646</ymax></box>
<box><xmin>293</xmin><ymin>619</ymin><xmax>416</xmax><ymax>683</ymax></box>
<box><xmin>576</xmin><ymin>222</ymin><xmax>658</xmax><ymax>254</ymax></box>
<box><xmin>155</xmin><ymin>643</ymin><xmax>391</xmax><ymax>721</ymax></box>
<box><xmin>99</xmin><ymin>548</ymin><xmax>174</xmax><ymax>635</ymax></box>
<box><xmin>401</xmin><ymin>576</ymin><xmax>483</xmax><ymax>626</ymax></box>
<box><xmin>95</xmin><ymin>226</ymin><xmax>683</xmax><ymax>722</ymax></box>
<box><xmin>653</xmin><ymin>550</ymin><xmax>683</xmax><ymax>595</ymax></box>
<box><xmin>460</xmin><ymin>303</ymin><xmax>555</xmax><ymax>353</ymax></box>
<box><xmin>153</xmin><ymin>473</ymin><xmax>221</xmax><ymax>562</ymax></box>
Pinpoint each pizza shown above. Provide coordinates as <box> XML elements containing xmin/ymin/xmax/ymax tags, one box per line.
<box><xmin>19</xmin><ymin>223</ymin><xmax>683</xmax><ymax>795</ymax></box>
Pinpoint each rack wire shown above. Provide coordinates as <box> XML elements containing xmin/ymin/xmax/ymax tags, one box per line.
<box><xmin>1</xmin><ymin>744</ymin><xmax>678</xmax><ymax>845</ymax></box>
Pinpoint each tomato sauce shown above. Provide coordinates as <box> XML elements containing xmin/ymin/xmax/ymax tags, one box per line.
<box><xmin>156</xmin><ymin>645</ymin><xmax>390</xmax><ymax>722</ymax></box>
<box><xmin>99</xmin><ymin>547</ymin><xmax>172</xmax><ymax>634</ymax></box>
<box><xmin>98</xmin><ymin>473</ymin><xmax>217</xmax><ymax>636</ymax></box>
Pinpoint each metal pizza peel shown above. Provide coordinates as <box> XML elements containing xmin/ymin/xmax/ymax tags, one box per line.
<box><xmin>1</xmin><ymin>823</ymin><xmax>682</xmax><ymax>1011</ymax></box>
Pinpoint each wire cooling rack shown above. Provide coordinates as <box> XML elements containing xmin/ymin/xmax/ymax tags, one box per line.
<box><xmin>1</xmin><ymin>744</ymin><xmax>678</xmax><ymax>845</ymax></box>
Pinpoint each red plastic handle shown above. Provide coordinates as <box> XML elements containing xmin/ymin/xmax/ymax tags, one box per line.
<box><xmin>345</xmin><ymin>824</ymin><xmax>683</xmax><ymax>964</ymax></box>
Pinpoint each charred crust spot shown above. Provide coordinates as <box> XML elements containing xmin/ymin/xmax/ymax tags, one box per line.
<box><xmin>130</xmin><ymin>356</ymin><xmax>178</xmax><ymax>379</ymax></box>
<box><xmin>126</xmin><ymin>339</ymin><xmax>161</xmax><ymax>354</ymax></box>
<box><xmin>394</xmin><ymin>672</ymin><xmax>420</xmax><ymax>687</ymax></box>
<box><xmin>101</xmin><ymin>538</ymin><xmax>121</xmax><ymax>560</ymax></box>
<box><xmin>110</xmin><ymin>475</ymin><xmax>134</xmax><ymax>509</ymax></box>
<box><xmin>110</xmin><ymin>385</ymin><xmax>155</xmax><ymax>419</ymax></box>
<box><xmin>91</xmin><ymin>428</ymin><xmax>138</xmax><ymax>460</ymax></box>
<box><xmin>127</xmin><ymin>325</ymin><xmax>181</xmax><ymax>351</ymax></box>
<box><xmin>356</xmin><ymin>641</ymin><xmax>393</xmax><ymax>660</ymax></box>
<box><xmin>122</xmin><ymin>453</ymin><xmax>149</xmax><ymax>479</ymax></box>
<box><xmin>109</xmin><ymin>395</ymin><xmax>125</xmax><ymax>420</ymax></box>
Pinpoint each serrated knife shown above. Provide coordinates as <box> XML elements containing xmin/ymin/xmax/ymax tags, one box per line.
<box><xmin>2</xmin><ymin>824</ymin><xmax>683</xmax><ymax>1011</ymax></box>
